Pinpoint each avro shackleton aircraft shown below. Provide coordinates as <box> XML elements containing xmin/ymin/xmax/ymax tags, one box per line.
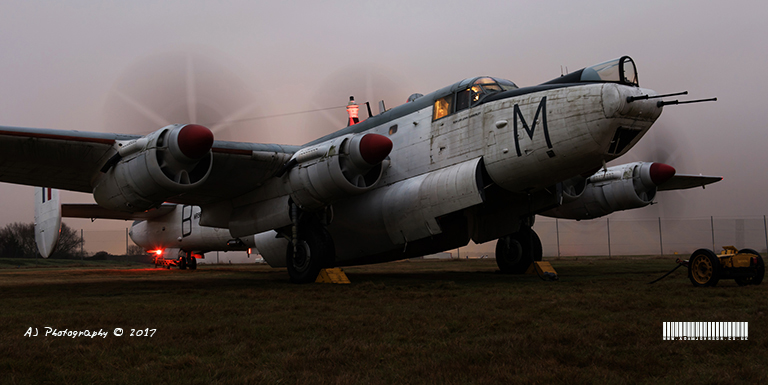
<box><xmin>2</xmin><ymin>56</ymin><xmax>720</xmax><ymax>282</ymax></box>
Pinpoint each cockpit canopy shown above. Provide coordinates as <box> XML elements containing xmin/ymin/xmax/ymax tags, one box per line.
<box><xmin>579</xmin><ymin>56</ymin><xmax>638</xmax><ymax>86</ymax></box>
<box><xmin>544</xmin><ymin>56</ymin><xmax>639</xmax><ymax>87</ymax></box>
<box><xmin>433</xmin><ymin>77</ymin><xmax>518</xmax><ymax>120</ymax></box>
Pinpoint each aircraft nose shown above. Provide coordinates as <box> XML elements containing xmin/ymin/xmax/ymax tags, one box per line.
<box><xmin>602</xmin><ymin>84</ymin><xmax>663</xmax><ymax>121</ymax></box>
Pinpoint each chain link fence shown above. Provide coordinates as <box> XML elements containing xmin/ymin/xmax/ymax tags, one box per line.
<box><xmin>77</xmin><ymin>216</ymin><xmax>768</xmax><ymax>259</ymax></box>
<box><xmin>534</xmin><ymin>216</ymin><xmax>768</xmax><ymax>257</ymax></box>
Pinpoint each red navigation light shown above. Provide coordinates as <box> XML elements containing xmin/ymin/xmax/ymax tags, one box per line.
<box><xmin>153</xmin><ymin>249</ymin><xmax>163</xmax><ymax>256</ymax></box>
<box><xmin>347</xmin><ymin>96</ymin><xmax>360</xmax><ymax>126</ymax></box>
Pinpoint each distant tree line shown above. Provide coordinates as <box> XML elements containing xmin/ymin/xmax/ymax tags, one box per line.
<box><xmin>0</xmin><ymin>222</ymin><xmax>84</xmax><ymax>259</ymax></box>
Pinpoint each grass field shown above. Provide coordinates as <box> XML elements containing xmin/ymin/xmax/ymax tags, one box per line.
<box><xmin>1</xmin><ymin>256</ymin><xmax>766</xmax><ymax>384</ymax></box>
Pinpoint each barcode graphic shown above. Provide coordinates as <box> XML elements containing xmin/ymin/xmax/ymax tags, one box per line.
<box><xmin>663</xmin><ymin>322</ymin><xmax>748</xmax><ymax>340</ymax></box>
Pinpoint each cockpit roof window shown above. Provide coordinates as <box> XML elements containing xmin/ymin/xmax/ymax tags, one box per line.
<box><xmin>579</xmin><ymin>56</ymin><xmax>638</xmax><ymax>86</ymax></box>
<box><xmin>432</xmin><ymin>76</ymin><xmax>519</xmax><ymax>121</ymax></box>
<box><xmin>469</xmin><ymin>77</ymin><xmax>518</xmax><ymax>105</ymax></box>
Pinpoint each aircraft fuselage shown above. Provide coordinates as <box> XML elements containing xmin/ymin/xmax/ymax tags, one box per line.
<box><xmin>132</xmin><ymin>62</ymin><xmax>664</xmax><ymax>269</ymax></box>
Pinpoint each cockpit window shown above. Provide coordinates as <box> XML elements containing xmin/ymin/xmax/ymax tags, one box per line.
<box><xmin>470</xmin><ymin>77</ymin><xmax>517</xmax><ymax>105</ymax></box>
<box><xmin>579</xmin><ymin>56</ymin><xmax>639</xmax><ymax>86</ymax></box>
<box><xmin>433</xmin><ymin>95</ymin><xmax>452</xmax><ymax>120</ymax></box>
<box><xmin>496</xmin><ymin>79</ymin><xmax>518</xmax><ymax>91</ymax></box>
<box><xmin>621</xmin><ymin>57</ymin><xmax>638</xmax><ymax>85</ymax></box>
<box><xmin>456</xmin><ymin>89</ymin><xmax>470</xmax><ymax>111</ymax></box>
<box><xmin>432</xmin><ymin>77</ymin><xmax>519</xmax><ymax>121</ymax></box>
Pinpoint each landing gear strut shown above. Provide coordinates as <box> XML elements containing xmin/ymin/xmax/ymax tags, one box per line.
<box><xmin>178</xmin><ymin>251</ymin><xmax>197</xmax><ymax>270</ymax></box>
<box><xmin>286</xmin><ymin>205</ymin><xmax>335</xmax><ymax>284</ymax></box>
<box><xmin>496</xmin><ymin>227</ymin><xmax>542</xmax><ymax>274</ymax></box>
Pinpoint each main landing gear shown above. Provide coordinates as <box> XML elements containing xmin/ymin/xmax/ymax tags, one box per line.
<box><xmin>286</xmin><ymin>205</ymin><xmax>335</xmax><ymax>284</ymax></box>
<box><xmin>496</xmin><ymin>226</ymin><xmax>542</xmax><ymax>274</ymax></box>
<box><xmin>178</xmin><ymin>250</ymin><xmax>197</xmax><ymax>270</ymax></box>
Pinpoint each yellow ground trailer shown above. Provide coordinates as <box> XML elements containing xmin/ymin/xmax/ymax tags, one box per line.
<box><xmin>686</xmin><ymin>246</ymin><xmax>764</xmax><ymax>287</ymax></box>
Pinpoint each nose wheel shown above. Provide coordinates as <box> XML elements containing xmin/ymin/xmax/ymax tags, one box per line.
<box><xmin>496</xmin><ymin>227</ymin><xmax>542</xmax><ymax>274</ymax></box>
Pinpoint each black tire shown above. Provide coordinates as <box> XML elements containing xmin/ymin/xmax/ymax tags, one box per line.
<box><xmin>286</xmin><ymin>225</ymin><xmax>333</xmax><ymax>284</ymax></box>
<box><xmin>735</xmin><ymin>249</ymin><xmax>764</xmax><ymax>286</ymax></box>
<box><xmin>688</xmin><ymin>248</ymin><xmax>721</xmax><ymax>287</ymax></box>
<box><xmin>496</xmin><ymin>227</ymin><xmax>543</xmax><ymax>274</ymax></box>
<box><xmin>178</xmin><ymin>256</ymin><xmax>187</xmax><ymax>270</ymax></box>
<box><xmin>188</xmin><ymin>255</ymin><xmax>197</xmax><ymax>270</ymax></box>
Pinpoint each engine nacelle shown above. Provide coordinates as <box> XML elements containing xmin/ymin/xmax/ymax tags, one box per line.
<box><xmin>93</xmin><ymin>124</ymin><xmax>214</xmax><ymax>212</ymax></box>
<box><xmin>542</xmin><ymin>162</ymin><xmax>675</xmax><ymax>220</ymax></box>
<box><xmin>288</xmin><ymin>133</ymin><xmax>392</xmax><ymax>210</ymax></box>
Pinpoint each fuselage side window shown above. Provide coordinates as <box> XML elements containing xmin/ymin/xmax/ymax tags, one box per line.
<box><xmin>433</xmin><ymin>95</ymin><xmax>453</xmax><ymax>121</ymax></box>
<box><xmin>455</xmin><ymin>89</ymin><xmax>470</xmax><ymax>112</ymax></box>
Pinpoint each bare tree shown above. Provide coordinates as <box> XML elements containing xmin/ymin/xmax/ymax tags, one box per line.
<box><xmin>0</xmin><ymin>222</ymin><xmax>84</xmax><ymax>258</ymax></box>
<box><xmin>0</xmin><ymin>222</ymin><xmax>37</xmax><ymax>258</ymax></box>
<box><xmin>51</xmin><ymin>223</ymin><xmax>85</xmax><ymax>259</ymax></box>
<box><xmin>127</xmin><ymin>245</ymin><xmax>147</xmax><ymax>256</ymax></box>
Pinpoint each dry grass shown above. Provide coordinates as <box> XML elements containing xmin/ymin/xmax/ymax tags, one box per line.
<box><xmin>1</xmin><ymin>257</ymin><xmax>766</xmax><ymax>384</ymax></box>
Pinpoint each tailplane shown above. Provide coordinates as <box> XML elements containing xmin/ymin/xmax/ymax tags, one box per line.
<box><xmin>34</xmin><ymin>187</ymin><xmax>61</xmax><ymax>258</ymax></box>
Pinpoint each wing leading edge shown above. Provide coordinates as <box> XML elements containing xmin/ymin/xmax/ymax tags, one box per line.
<box><xmin>0</xmin><ymin>125</ymin><xmax>299</xmax><ymax>204</ymax></box>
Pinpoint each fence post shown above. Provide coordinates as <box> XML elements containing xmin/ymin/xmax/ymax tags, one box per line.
<box><xmin>658</xmin><ymin>217</ymin><xmax>663</xmax><ymax>256</ymax></box>
<box><xmin>80</xmin><ymin>229</ymin><xmax>84</xmax><ymax>259</ymax></box>
<box><xmin>607</xmin><ymin>217</ymin><xmax>612</xmax><ymax>257</ymax></box>
<box><xmin>556</xmin><ymin>218</ymin><xmax>561</xmax><ymax>258</ymax></box>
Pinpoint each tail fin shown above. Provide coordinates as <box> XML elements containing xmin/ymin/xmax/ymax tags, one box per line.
<box><xmin>34</xmin><ymin>187</ymin><xmax>61</xmax><ymax>258</ymax></box>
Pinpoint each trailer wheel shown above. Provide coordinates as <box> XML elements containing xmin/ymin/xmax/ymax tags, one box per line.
<box><xmin>688</xmin><ymin>249</ymin><xmax>721</xmax><ymax>287</ymax></box>
<box><xmin>735</xmin><ymin>249</ymin><xmax>764</xmax><ymax>286</ymax></box>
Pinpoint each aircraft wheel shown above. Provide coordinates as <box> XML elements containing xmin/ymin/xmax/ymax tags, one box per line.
<box><xmin>688</xmin><ymin>249</ymin><xmax>721</xmax><ymax>287</ymax></box>
<box><xmin>286</xmin><ymin>225</ymin><xmax>333</xmax><ymax>284</ymax></box>
<box><xmin>188</xmin><ymin>255</ymin><xmax>197</xmax><ymax>270</ymax></box>
<box><xmin>496</xmin><ymin>227</ymin><xmax>542</xmax><ymax>274</ymax></box>
<box><xmin>178</xmin><ymin>256</ymin><xmax>187</xmax><ymax>270</ymax></box>
<box><xmin>735</xmin><ymin>249</ymin><xmax>764</xmax><ymax>286</ymax></box>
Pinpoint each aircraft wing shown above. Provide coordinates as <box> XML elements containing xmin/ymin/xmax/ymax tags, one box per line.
<box><xmin>657</xmin><ymin>174</ymin><xmax>723</xmax><ymax>191</ymax></box>
<box><xmin>61</xmin><ymin>204</ymin><xmax>177</xmax><ymax>220</ymax></box>
<box><xmin>0</xmin><ymin>126</ymin><xmax>137</xmax><ymax>193</ymax></box>
<box><xmin>0</xmin><ymin>125</ymin><xmax>298</xmax><ymax>204</ymax></box>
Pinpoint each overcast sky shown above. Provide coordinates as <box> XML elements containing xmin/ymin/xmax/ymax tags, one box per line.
<box><xmin>1</xmin><ymin>0</ymin><xmax>766</xmax><ymax>243</ymax></box>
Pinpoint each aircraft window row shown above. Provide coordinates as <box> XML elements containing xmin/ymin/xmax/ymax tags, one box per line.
<box><xmin>432</xmin><ymin>77</ymin><xmax>518</xmax><ymax>121</ymax></box>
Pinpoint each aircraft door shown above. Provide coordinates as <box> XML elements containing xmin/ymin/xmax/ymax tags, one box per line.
<box><xmin>181</xmin><ymin>205</ymin><xmax>193</xmax><ymax>237</ymax></box>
